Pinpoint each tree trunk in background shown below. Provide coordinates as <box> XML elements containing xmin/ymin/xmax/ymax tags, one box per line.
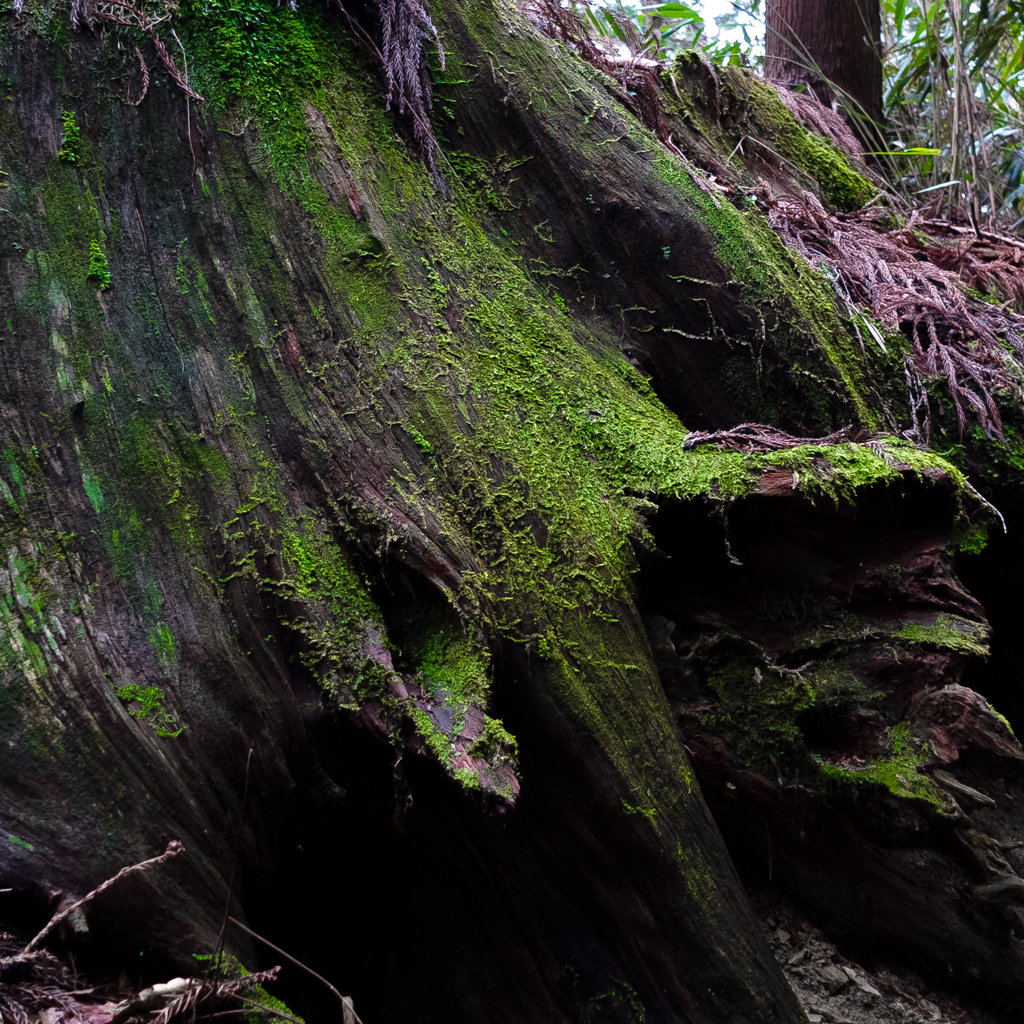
<box><xmin>765</xmin><ymin>0</ymin><xmax>883</xmax><ymax>141</ymax></box>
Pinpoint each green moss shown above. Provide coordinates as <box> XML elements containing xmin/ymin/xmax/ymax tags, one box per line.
<box><xmin>115</xmin><ymin>684</ymin><xmax>187</xmax><ymax>738</ymax></box>
<box><xmin>453</xmin><ymin>766</ymin><xmax>482</xmax><ymax>790</ymax></box>
<box><xmin>57</xmin><ymin>109</ymin><xmax>80</xmax><ymax>164</ymax></box>
<box><xmin>87</xmin><ymin>239</ymin><xmax>111</xmax><ymax>290</ymax></box>
<box><xmin>149</xmin><ymin>623</ymin><xmax>176</xmax><ymax>666</ymax></box>
<box><xmin>468</xmin><ymin>715</ymin><xmax>518</xmax><ymax>761</ymax></box>
<box><xmin>669</xmin><ymin>56</ymin><xmax>874</xmax><ymax>212</ymax></box>
<box><xmin>410</xmin><ymin>427</ymin><xmax>434</xmax><ymax>454</ymax></box>
<box><xmin>745</xmin><ymin>79</ymin><xmax>874</xmax><ymax>210</ymax></box>
<box><xmin>983</xmin><ymin>698</ymin><xmax>1015</xmax><ymax>736</ymax></box>
<box><xmin>410</xmin><ymin>706</ymin><xmax>454</xmax><ymax>766</ymax></box>
<box><xmin>702</xmin><ymin>641</ymin><xmax>815</xmax><ymax>769</ymax></box>
<box><xmin>892</xmin><ymin>613</ymin><xmax>990</xmax><ymax>657</ymax></box>
<box><xmin>393</xmin><ymin>598</ymin><xmax>490</xmax><ymax>707</ymax></box>
<box><xmin>818</xmin><ymin>722</ymin><xmax>943</xmax><ymax>807</ymax></box>
<box><xmin>653</xmin><ymin>152</ymin><xmax>883</xmax><ymax>428</ymax></box>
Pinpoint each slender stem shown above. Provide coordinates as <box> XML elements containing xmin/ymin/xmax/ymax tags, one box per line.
<box><xmin>228</xmin><ymin>917</ymin><xmax>362</xmax><ymax>1024</ymax></box>
<box><xmin>213</xmin><ymin>748</ymin><xmax>253</xmax><ymax>970</ymax></box>
<box><xmin>23</xmin><ymin>842</ymin><xmax>183</xmax><ymax>954</ymax></box>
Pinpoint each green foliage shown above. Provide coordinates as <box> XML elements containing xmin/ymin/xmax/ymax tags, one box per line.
<box><xmin>468</xmin><ymin>716</ymin><xmax>519</xmax><ymax>761</ymax></box>
<box><xmin>193</xmin><ymin>953</ymin><xmax>302</xmax><ymax>1024</ymax></box>
<box><xmin>57</xmin><ymin>110</ymin><xmax>80</xmax><ymax>163</ymax></box>
<box><xmin>570</xmin><ymin>0</ymin><xmax>761</xmax><ymax>65</ymax></box>
<box><xmin>880</xmin><ymin>0</ymin><xmax>1024</xmax><ymax>221</ymax></box>
<box><xmin>115</xmin><ymin>684</ymin><xmax>188</xmax><ymax>737</ymax></box>
<box><xmin>87</xmin><ymin>239</ymin><xmax>111</xmax><ymax>290</ymax></box>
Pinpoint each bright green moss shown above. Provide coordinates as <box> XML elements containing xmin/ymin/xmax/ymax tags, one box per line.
<box><xmin>397</xmin><ymin>603</ymin><xmax>490</xmax><ymax>707</ymax></box>
<box><xmin>453</xmin><ymin>767</ymin><xmax>482</xmax><ymax>790</ymax></box>
<box><xmin>744</xmin><ymin>78</ymin><xmax>875</xmax><ymax>210</ymax></box>
<box><xmin>150</xmin><ymin>622</ymin><xmax>176</xmax><ymax>665</ymax></box>
<box><xmin>468</xmin><ymin>716</ymin><xmax>519</xmax><ymax>761</ymax></box>
<box><xmin>410</xmin><ymin>706</ymin><xmax>455</xmax><ymax>765</ymax></box>
<box><xmin>57</xmin><ymin>109</ymin><xmax>80</xmax><ymax>163</ymax></box>
<box><xmin>115</xmin><ymin>683</ymin><xmax>187</xmax><ymax>737</ymax></box>
<box><xmin>892</xmin><ymin>613</ymin><xmax>990</xmax><ymax>657</ymax></box>
<box><xmin>984</xmin><ymin>699</ymin><xmax>1015</xmax><ymax>736</ymax></box>
<box><xmin>87</xmin><ymin>239</ymin><xmax>111</xmax><ymax>290</ymax></box>
<box><xmin>818</xmin><ymin>722</ymin><xmax>943</xmax><ymax>807</ymax></box>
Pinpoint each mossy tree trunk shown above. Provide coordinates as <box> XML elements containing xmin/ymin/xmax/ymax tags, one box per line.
<box><xmin>0</xmin><ymin>0</ymin><xmax>1021</xmax><ymax>1021</ymax></box>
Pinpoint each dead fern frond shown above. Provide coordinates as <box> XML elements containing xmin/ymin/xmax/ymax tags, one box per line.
<box><xmin>148</xmin><ymin>968</ymin><xmax>281</xmax><ymax>1024</ymax></box>
<box><xmin>90</xmin><ymin>0</ymin><xmax>203</xmax><ymax>100</ymax></box>
<box><xmin>24</xmin><ymin>840</ymin><xmax>184</xmax><ymax>954</ymax></box>
<box><xmin>0</xmin><ymin>932</ymin><xmax>111</xmax><ymax>1024</ymax></box>
<box><xmin>771</xmin><ymin>84</ymin><xmax>865</xmax><ymax>166</ymax></box>
<box><xmin>373</xmin><ymin>0</ymin><xmax>445</xmax><ymax>185</ymax></box>
<box><xmin>755</xmin><ymin>180</ymin><xmax>1024</xmax><ymax>440</ymax></box>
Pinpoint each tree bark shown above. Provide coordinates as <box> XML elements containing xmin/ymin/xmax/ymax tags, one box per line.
<box><xmin>765</xmin><ymin>0</ymin><xmax>883</xmax><ymax>139</ymax></box>
<box><xmin>0</xmin><ymin>2</ymin><xmax>1021</xmax><ymax>1022</ymax></box>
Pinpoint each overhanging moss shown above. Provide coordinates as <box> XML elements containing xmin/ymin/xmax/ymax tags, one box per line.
<box><xmin>818</xmin><ymin>722</ymin><xmax>945</xmax><ymax>808</ymax></box>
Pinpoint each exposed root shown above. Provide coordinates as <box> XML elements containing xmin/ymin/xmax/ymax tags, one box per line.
<box><xmin>755</xmin><ymin>181</ymin><xmax>1024</xmax><ymax>440</ymax></box>
<box><xmin>682</xmin><ymin>422</ymin><xmax>856</xmax><ymax>453</ymax></box>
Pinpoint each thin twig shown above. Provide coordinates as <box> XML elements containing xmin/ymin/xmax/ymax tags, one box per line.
<box><xmin>171</xmin><ymin>28</ymin><xmax>197</xmax><ymax>178</ymax></box>
<box><xmin>228</xmin><ymin>918</ymin><xmax>363</xmax><ymax>1024</ymax></box>
<box><xmin>23</xmin><ymin>841</ymin><xmax>184</xmax><ymax>954</ymax></box>
<box><xmin>212</xmin><ymin>748</ymin><xmax>253</xmax><ymax>972</ymax></box>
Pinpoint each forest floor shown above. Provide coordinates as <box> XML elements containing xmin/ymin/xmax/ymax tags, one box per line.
<box><xmin>754</xmin><ymin>886</ymin><xmax>1003</xmax><ymax>1024</ymax></box>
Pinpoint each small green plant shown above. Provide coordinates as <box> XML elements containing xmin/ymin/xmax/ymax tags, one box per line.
<box><xmin>88</xmin><ymin>240</ymin><xmax>111</xmax><ymax>290</ymax></box>
<box><xmin>115</xmin><ymin>683</ymin><xmax>187</xmax><ymax>737</ymax></box>
<box><xmin>175</xmin><ymin>239</ymin><xmax>189</xmax><ymax>294</ymax></box>
<box><xmin>58</xmin><ymin>110</ymin><xmax>81</xmax><ymax>163</ymax></box>
<box><xmin>468</xmin><ymin>716</ymin><xmax>518</xmax><ymax>762</ymax></box>
<box><xmin>410</xmin><ymin>428</ymin><xmax>433</xmax><ymax>454</ymax></box>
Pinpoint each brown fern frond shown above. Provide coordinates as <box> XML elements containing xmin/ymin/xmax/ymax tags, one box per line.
<box><xmin>90</xmin><ymin>1</ymin><xmax>203</xmax><ymax>100</ymax></box>
<box><xmin>150</xmin><ymin>967</ymin><xmax>281</xmax><ymax>1024</ymax></box>
<box><xmin>755</xmin><ymin>180</ymin><xmax>1024</xmax><ymax>440</ymax></box>
<box><xmin>367</xmin><ymin>0</ymin><xmax>445</xmax><ymax>186</ymax></box>
<box><xmin>682</xmin><ymin>422</ymin><xmax>856</xmax><ymax>453</ymax></box>
<box><xmin>24</xmin><ymin>841</ymin><xmax>184</xmax><ymax>954</ymax></box>
<box><xmin>772</xmin><ymin>84</ymin><xmax>865</xmax><ymax>166</ymax></box>
<box><xmin>134</xmin><ymin>45</ymin><xmax>150</xmax><ymax>106</ymax></box>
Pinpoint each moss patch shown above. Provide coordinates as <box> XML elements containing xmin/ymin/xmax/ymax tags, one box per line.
<box><xmin>818</xmin><ymin>722</ymin><xmax>944</xmax><ymax>807</ymax></box>
<box><xmin>115</xmin><ymin>683</ymin><xmax>187</xmax><ymax>738</ymax></box>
